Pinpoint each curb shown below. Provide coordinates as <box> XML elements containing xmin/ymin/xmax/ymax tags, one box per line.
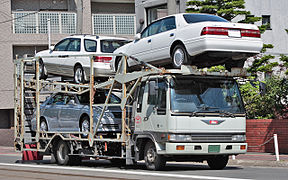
<box><xmin>228</xmin><ymin>159</ymin><xmax>288</xmax><ymax>168</ymax></box>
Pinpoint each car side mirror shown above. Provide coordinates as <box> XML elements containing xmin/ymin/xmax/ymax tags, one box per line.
<box><xmin>49</xmin><ymin>45</ymin><xmax>54</xmax><ymax>51</ymax></box>
<box><xmin>134</xmin><ymin>33</ymin><xmax>141</xmax><ymax>40</ymax></box>
<box><xmin>68</xmin><ymin>100</ymin><xmax>75</xmax><ymax>105</ymax></box>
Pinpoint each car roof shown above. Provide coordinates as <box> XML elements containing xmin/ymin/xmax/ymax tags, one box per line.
<box><xmin>151</xmin><ymin>13</ymin><xmax>222</xmax><ymax>22</ymax></box>
<box><xmin>67</xmin><ymin>34</ymin><xmax>129</xmax><ymax>41</ymax></box>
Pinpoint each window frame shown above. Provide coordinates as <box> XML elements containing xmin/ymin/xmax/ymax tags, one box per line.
<box><xmin>84</xmin><ymin>39</ymin><xmax>97</xmax><ymax>52</ymax></box>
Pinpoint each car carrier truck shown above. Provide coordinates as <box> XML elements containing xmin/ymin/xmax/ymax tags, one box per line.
<box><xmin>14</xmin><ymin>54</ymin><xmax>248</xmax><ymax>170</ymax></box>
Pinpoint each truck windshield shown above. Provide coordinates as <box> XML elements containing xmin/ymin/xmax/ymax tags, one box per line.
<box><xmin>170</xmin><ymin>77</ymin><xmax>245</xmax><ymax>114</ymax></box>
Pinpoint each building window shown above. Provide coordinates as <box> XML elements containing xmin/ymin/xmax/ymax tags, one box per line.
<box><xmin>262</xmin><ymin>15</ymin><xmax>271</xmax><ymax>30</ymax></box>
<box><xmin>146</xmin><ymin>5</ymin><xmax>168</xmax><ymax>25</ymax></box>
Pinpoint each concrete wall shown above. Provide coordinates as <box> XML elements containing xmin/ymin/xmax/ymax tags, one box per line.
<box><xmin>246</xmin><ymin>119</ymin><xmax>288</xmax><ymax>153</ymax></box>
<box><xmin>244</xmin><ymin>0</ymin><xmax>288</xmax><ymax>56</ymax></box>
<box><xmin>91</xmin><ymin>2</ymin><xmax>135</xmax><ymax>14</ymax></box>
<box><xmin>12</xmin><ymin>0</ymin><xmax>76</xmax><ymax>11</ymax></box>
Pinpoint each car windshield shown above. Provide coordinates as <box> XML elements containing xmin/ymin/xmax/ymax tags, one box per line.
<box><xmin>183</xmin><ymin>14</ymin><xmax>228</xmax><ymax>24</ymax></box>
<box><xmin>100</xmin><ymin>40</ymin><xmax>130</xmax><ymax>53</ymax></box>
<box><xmin>77</xmin><ymin>91</ymin><xmax>121</xmax><ymax>104</ymax></box>
<box><xmin>170</xmin><ymin>77</ymin><xmax>245</xmax><ymax>114</ymax></box>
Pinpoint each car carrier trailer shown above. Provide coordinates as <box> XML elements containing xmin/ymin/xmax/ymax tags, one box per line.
<box><xmin>14</xmin><ymin>54</ymin><xmax>248</xmax><ymax>170</ymax></box>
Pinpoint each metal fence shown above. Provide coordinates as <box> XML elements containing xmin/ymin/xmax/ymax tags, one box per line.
<box><xmin>12</xmin><ymin>11</ymin><xmax>77</xmax><ymax>34</ymax></box>
<box><xmin>92</xmin><ymin>14</ymin><xmax>136</xmax><ymax>35</ymax></box>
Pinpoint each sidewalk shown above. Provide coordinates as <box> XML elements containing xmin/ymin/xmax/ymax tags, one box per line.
<box><xmin>228</xmin><ymin>152</ymin><xmax>288</xmax><ymax>168</ymax></box>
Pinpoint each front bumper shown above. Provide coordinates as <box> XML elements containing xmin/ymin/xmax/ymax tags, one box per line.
<box><xmin>158</xmin><ymin>142</ymin><xmax>247</xmax><ymax>155</ymax></box>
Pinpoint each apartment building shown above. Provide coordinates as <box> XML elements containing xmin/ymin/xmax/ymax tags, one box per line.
<box><xmin>0</xmin><ymin>0</ymin><xmax>135</xmax><ymax>135</ymax></box>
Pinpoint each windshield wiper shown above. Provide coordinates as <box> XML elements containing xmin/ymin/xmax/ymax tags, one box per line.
<box><xmin>213</xmin><ymin>110</ymin><xmax>235</xmax><ymax>118</ymax></box>
<box><xmin>189</xmin><ymin>105</ymin><xmax>219</xmax><ymax>117</ymax></box>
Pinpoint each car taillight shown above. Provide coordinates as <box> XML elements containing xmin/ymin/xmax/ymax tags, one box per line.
<box><xmin>201</xmin><ymin>27</ymin><xmax>261</xmax><ymax>38</ymax></box>
<box><xmin>201</xmin><ymin>27</ymin><xmax>229</xmax><ymax>36</ymax></box>
<box><xmin>241</xmin><ymin>29</ymin><xmax>261</xmax><ymax>38</ymax></box>
<box><xmin>93</xmin><ymin>56</ymin><xmax>112</xmax><ymax>63</ymax></box>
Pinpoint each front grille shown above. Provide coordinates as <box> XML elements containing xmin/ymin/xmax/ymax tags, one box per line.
<box><xmin>191</xmin><ymin>135</ymin><xmax>232</xmax><ymax>142</ymax></box>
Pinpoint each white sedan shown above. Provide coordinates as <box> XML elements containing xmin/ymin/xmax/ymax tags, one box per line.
<box><xmin>111</xmin><ymin>13</ymin><xmax>263</xmax><ymax>71</ymax></box>
<box><xmin>35</xmin><ymin>35</ymin><xmax>129</xmax><ymax>83</ymax></box>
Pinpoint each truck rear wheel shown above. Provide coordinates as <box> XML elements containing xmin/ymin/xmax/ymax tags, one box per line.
<box><xmin>207</xmin><ymin>155</ymin><xmax>229</xmax><ymax>170</ymax></box>
<box><xmin>56</xmin><ymin>140</ymin><xmax>70</xmax><ymax>165</ymax></box>
<box><xmin>144</xmin><ymin>141</ymin><xmax>166</xmax><ymax>170</ymax></box>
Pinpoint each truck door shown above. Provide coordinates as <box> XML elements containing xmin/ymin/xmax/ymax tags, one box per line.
<box><xmin>134</xmin><ymin>80</ymin><xmax>167</xmax><ymax>132</ymax></box>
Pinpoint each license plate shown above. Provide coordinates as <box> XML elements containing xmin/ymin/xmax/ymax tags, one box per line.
<box><xmin>208</xmin><ymin>145</ymin><xmax>220</xmax><ymax>153</ymax></box>
<box><xmin>228</xmin><ymin>29</ymin><xmax>241</xmax><ymax>37</ymax></box>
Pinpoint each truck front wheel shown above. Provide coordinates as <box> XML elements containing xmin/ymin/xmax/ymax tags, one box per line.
<box><xmin>144</xmin><ymin>141</ymin><xmax>166</xmax><ymax>170</ymax></box>
<box><xmin>207</xmin><ymin>155</ymin><xmax>229</xmax><ymax>170</ymax></box>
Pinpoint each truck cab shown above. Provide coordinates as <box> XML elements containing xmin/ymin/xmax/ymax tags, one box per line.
<box><xmin>133</xmin><ymin>74</ymin><xmax>247</xmax><ymax>170</ymax></box>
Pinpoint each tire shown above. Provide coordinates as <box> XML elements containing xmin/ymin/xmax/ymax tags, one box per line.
<box><xmin>38</xmin><ymin>60</ymin><xmax>48</xmax><ymax>80</ymax></box>
<box><xmin>74</xmin><ymin>65</ymin><xmax>85</xmax><ymax>84</ymax></box>
<box><xmin>80</xmin><ymin>116</ymin><xmax>90</xmax><ymax>138</ymax></box>
<box><xmin>144</xmin><ymin>141</ymin><xmax>166</xmax><ymax>170</ymax></box>
<box><xmin>172</xmin><ymin>44</ymin><xmax>190</xmax><ymax>69</ymax></box>
<box><xmin>207</xmin><ymin>155</ymin><xmax>229</xmax><ymax>170</ymax></box>
<box><xmin>55</xmin><ymin>140</ymin><xmax>70</xmax><ymax>165</ymax></box>
<box><xmin>40</xmin><ymin>119</ymin><xmax>48</xmax><ymax>131</ymax></box>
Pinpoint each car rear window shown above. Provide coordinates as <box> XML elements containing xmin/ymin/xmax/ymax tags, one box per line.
<box><xmin>100</xmin><ymin>40</ymin><xmax>130</xmax><ymax>53</ymax></box>
<box><xmin>183</xmin><ymin>14</ymin><xmax>228</xmax><ymax>24</ymax></box>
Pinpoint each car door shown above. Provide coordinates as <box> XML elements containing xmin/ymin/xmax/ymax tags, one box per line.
<box><xmin>150</xmin><ymin>16</ymin><xmax>177</xmax><ymax>61</ymax></box>
<box><xmin>129</xmin><ymin>20</ymin><xmax>162</xmax><ymax>62</ymax></box>
<box><xmin>43</xmin><ymin>39</ymin><xmax>71</xmax><ymax>75</ymax></box>
<box><xmin>59</xmin><ymin>94</ymin><xmax>82</xmax><ymax>131</ymax></box>
<box><xmin>42</xmin><ymin>94</ymin><xmax>63</xmax><ymax>131</ymax></box>
<box><xmin>62</xmin><ymin>38</ymin><xmax>82</xmax><ymax>77</ymax></box>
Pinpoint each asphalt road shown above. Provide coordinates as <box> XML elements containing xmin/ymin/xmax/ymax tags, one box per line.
<box><xmin>0</xmin><ymin>154</ymin><xmax>287</xmax><ymax>180</ymax></box>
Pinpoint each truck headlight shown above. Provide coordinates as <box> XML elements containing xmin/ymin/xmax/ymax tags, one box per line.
<box><xmin>232</xmin><ymin>135</ymin><xmax>246</xmax><ymax>142</ymax></box>
<box><xmin>168</xmin><ymin>134</ymin><xmax>192</xmax><ymax>142</ymax></box>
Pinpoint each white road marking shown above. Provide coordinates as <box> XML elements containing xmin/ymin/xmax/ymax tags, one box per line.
<box><xmin>0</xmin><ymin>163</ymin><xmax>253</xmax><ymax>180</ymax></box>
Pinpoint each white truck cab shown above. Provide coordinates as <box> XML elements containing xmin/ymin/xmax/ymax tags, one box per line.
<box><xmin>132</xmin><ymin>73</ymin><xmax>247</xmax><ymax>170</ymax></box>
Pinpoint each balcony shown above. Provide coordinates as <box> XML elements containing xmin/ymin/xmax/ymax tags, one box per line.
<box><xmin>12</xmin><ymin>11</ymin><xmax>77</xmax><ymax>34</ymax></box>
<box><xmin>92</xmin><ymin>14</ymin><xmax>136</xmax><ymax>36</ymax></box>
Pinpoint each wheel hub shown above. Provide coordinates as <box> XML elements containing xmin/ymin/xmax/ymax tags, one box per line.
<box><xmin>75</xmin><ymin>68</ymin><xmax>83</xmax><ymax>83</ymax></box>
<box><xmin>173</xmin><ymin>48</ymin><xmax>185</xmax><ymax>67</ymax></box>
<box><xmin>147</xmin><ymin>148</ymin><xmax>156</xmax><ymax>163</ymax></box>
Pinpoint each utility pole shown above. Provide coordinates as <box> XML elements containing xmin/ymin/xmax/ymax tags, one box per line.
<box><xmin>47</xmin><ymin>18</ymin><xmax>51</xmax><ymax>48</ymax></box>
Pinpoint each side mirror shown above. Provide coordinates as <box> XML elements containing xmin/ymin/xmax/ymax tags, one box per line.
<box><xmin>134</xmin><ymin>33</ymin><xmax>141</xmax><ymax>41</ymax></box>
<box><xmin>68</xmin><ymin>99</ymin><xmax>75</xmax><ymax>105</ymax></box>
<box><xmin>49</xmin><ymin>45</ymin><xmax>54</xmax><ymax>51</ymax></box>
<box><xmin>259</xmin><ymin>82</ymin><xmax>267</xmax><ymax>95</ymax></box>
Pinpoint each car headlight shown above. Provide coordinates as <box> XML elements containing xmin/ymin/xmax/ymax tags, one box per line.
<box><xmin>232</xmin><ymin>135</ymin><xmax>246</xmax><ymax>142</ymax></box>
<box><xmin>168</xmin><ymin>134</ymin><xmax>192</xmax><ymax>142</ymax></box>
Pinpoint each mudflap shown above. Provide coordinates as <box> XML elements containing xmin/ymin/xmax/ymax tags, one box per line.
<box><xmin>22</xmin><ymin>144</ymin><xmax>43</xmax><ymax>161</ymax></box>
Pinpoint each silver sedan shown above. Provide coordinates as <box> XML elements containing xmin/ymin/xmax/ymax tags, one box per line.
<box><xmin>31</xmin><ymin>91</ymin><xmax>122</xmax><ymax>134</ymax></box>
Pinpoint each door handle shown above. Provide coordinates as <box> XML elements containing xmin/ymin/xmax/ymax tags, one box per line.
<box><xmin>170</xmin><ymin>33</ymin><xmax>174</xmax><ymax>37</ymax></box>
<box><xmin>148</xmin><ymin>39</ymin><xmax>151</xmax><ymax>43</ymax></box>
<box><xmin>58</xmin><ymin>55</ymin><xmax>69</xmax><ymax>58</ymax></box>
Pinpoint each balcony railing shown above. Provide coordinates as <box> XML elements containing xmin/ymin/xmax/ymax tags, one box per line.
<box><xmin>12</xmin><ymin>11</ymin><xmax>77</xmax><ymax>34</ymax></box>
<box><xmin>92</xmin><ymin>14</ymin><xmax>136</xmax><ymax>36</ymax></box>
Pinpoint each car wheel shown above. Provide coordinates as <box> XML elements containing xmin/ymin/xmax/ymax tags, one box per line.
<box><xmin>56</xmin><ymin>140</ymin><xmax>70</xmax><ymax>165</ymax></box>
<box><xmin>39</xmin><ymin>60</ymin><xmax>48</xmax><ymax>80</ymax></box>
<box><xmin>80</xmin><ymin>116</ymin><xmax>90</xmax><ymax>137</ymax></box>
<box><xmin>74</xmin><ymin>65</ymin><xmax>85</xmax><ymax>84</ymax></box>
<box><xmin>172</xmin><ymin>44</ymin><xmax>189</xmax><ymax>69</ymax></box>
<box><xmin>40</xmin><ymin>119</ymin><xmax>48</xmax><ymax>131</ymax></box>
<box><xmin>207</xmin><ymin>155</ymin><xmax>229</xmax><ymax>170</ymax></box>
<box><xmin>144</xmin><ymin>141</ymin><xmax>166</xmax><ymax>170</ymax></box>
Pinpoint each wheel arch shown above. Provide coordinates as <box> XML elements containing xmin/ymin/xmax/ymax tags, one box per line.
<box><xmin>170</xmin><ymin>40</ymin><xmax>186</xmax><ymax>57</ymax></box>
<box><xmin>40</xmin><ymin>116</ymin><xmax>49</xmax><ymax>131</ymax></box>
<box><xmin>79</xmin><ymin>113</ymin><xmax>89</xmax><ymax>128</ymax></box>
<box><xmin>135</xmin><ymin>134</ymin><xmax>157</xmax><ymax>161</ymax></box>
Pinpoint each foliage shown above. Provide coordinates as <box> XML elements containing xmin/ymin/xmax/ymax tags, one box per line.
<box><xmin>207</xmin><ymin>65</ymin><xmax>226</xmax><ymax>72</ymax></box>
<box><xmin>240</xmin><ymin>77</ymin><xmax>288</xmax><ymax>119</ymax></box>
<box><xmin>186</xmin><ymin>0</ymin><xmax>249</xmax><ymax>21</ymax></box>
<box><xmin>280</xmin><ymin>54</ymin><xmax>288</xmax><ymax>75</ymax></box>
